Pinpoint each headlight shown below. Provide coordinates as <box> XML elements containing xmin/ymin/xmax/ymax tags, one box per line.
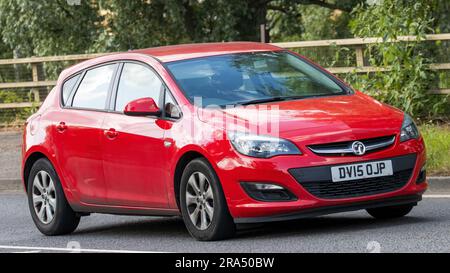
<box><xmin>228</xmin><ymin>131</ymin><xmax>301</xmax><ymax>158</ymax></box>
<box><xmin>400</xmin><ymin>114</ymin><xmax>419</xmax><ymax>142</ymax></box>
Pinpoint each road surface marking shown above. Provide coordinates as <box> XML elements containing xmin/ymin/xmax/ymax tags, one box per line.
<box><xmin>0</xmin><ymin>245</ymin><xmax>165</xmax><ymax>253</ymax></box>
<box><xmin>423</xmin><ymin>194</ymin><xmax>450</xmax><ymax>198</ymax></box>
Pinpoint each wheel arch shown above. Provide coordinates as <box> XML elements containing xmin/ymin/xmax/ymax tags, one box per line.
<box><xmin>23</xmin><ymin>151</ymin><xmax>49</xmax><ymax>192</ymax></box>
<box><xmin>173</xmin><ymin>150</ymin><xmax>207</xmax><ymax>210</ymax></box>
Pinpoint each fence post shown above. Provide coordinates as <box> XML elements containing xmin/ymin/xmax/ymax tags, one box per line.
<box><xmin>355</xmin><ymin>45</ymin><xmax>365</xmax><ymax>67</ymax></box>
<box><xmin>31</xmin><ymin>63</ymin><xmax>41</xmax><ymax>103</ymax></box>
<box><xmin>260</xmin><ymin>24</ymin><xmax>267</xmax><ymax>43</ymax></box>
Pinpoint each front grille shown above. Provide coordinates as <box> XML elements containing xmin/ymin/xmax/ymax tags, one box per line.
<box><xmin>308</xmin><ymin>135</ymin><xmax>396</xmax><ymax>156</ymax></box>
<box><xmin>296</xmin><ymin>170</ymin><xmax>412</xmax><ymax>199</ymax></box>
<box><xmin>289</xmin><ymin>154</ymin><xmax>416</xmax><ymax>199</ymax></box>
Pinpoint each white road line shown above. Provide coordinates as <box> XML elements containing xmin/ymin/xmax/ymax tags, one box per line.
<box><xmin>0</xmin><ymin>245</ymin><xmax>165</xmax><ymax>253</ymax></box>
<box><xmin>423</xmin><ymin>194</ymin><xmax>450</xmax><ymax>198</ymax></box>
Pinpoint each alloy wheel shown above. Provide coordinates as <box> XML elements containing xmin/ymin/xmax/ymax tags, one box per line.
<box><xmin>32</xmin><ymin>171</ymin><xmax>57</xmax><ymax>224</ymax></box>
<box><xmin>185</xmin><ymin>172</ymin><xmax>214</xmax><ymax>230</ymax></box>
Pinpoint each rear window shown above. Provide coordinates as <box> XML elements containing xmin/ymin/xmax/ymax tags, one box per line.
<box><xmin>72</xmin><ymin>64</ymin><xmax>116</xmax><ymax>110</ymax></box>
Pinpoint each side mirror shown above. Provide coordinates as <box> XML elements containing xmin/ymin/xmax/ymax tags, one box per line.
<box><xmin>165</xmin><ymin>102</ymin><xmax>182</xmax><ymax>119</ymax></box>
<box><xmin>124</xmin><ymin>97</ymin><xmax>161</xmax><ymax>117</ymax></box>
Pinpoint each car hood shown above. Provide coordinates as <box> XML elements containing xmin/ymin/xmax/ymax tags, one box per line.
<box><xmin>198</xmin><ymin>92</ymin><xmax>404</xmax><ymax>146</ymax></box>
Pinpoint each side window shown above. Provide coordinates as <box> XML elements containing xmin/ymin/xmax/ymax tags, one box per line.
<box><xmin>72</xmin><ymin>64</ymin><xmax>116</xmax><ymax>110</ymax></box>
<box><xmin>115</xmin><ymin>63</ymin><xmax>163</xmax><ymax>112</ymax></box>
<box><xmin>62</xmin><ymin>74</ymin><xmax>80</xmax><ymax>105</ymax></box>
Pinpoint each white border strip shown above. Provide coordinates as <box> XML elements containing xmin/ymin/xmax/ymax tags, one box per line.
<box><xmin>423</xmin><ymin>194</ymin><xmax>450</xmax><ymax>198</ymax></box>
<box><xmin>0</xmin><ymin>245</ymin><xmax>165</xmax><ymax>253</ymax></box>
<box><xmin>428</xmin><ymin>176</ymin><xmax>450</xmax><ymax>180</ymax></box>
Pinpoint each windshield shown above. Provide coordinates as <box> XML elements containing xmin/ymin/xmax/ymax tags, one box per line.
<box><xmin>166</xmin><ymin>51</ymin><xmax>349</xmax><ymax>107</ymax></box>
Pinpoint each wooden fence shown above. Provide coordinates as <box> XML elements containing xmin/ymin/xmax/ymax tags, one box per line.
<box><xmin>0</xmin><ymin>33</ymin><xmax>449</xmax><ymax>117</ymax></box>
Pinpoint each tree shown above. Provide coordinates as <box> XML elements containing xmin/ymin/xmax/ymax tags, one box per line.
<box><xmin>268</xmin><ymin>3</ymin><xmax>353</xmax><ymax>42</ymax></box>
<box><xmin>95</xmin><ymin>0</ymin><xmax>364</xmax><ymax>51</ymax></box>
<box><xmin>94</xmin><ymin>0</ymin><xmax>242</xmax><ymax>51</ymax></box>
<box><xmin>0</xmin><ymin>0</ymin><xmax>365</xmax><ymax>56</ymax></box>
<box><xmin>258</xmin><ymin>0</ymin><xmax>363</xmax><ymax>41</ymax></box>
<box><xmin>349</xmin><ymin>0</ymin><xmax>447</xmax><ymax>118</ymax></box>
<box><xmin>0</xmin><ymin>0</ymin><xmax>102</xmax><ymax>57</ymax></box>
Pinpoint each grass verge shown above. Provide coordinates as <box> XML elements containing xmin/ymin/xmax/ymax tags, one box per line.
<box><xmin>419</xmin><ymin>124</ymin><xmax>450</xmax><ymax>176</ymax></box>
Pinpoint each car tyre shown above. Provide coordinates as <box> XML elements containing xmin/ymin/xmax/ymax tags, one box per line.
<box><xmin>27</xmin><ymin>158</ymin><xmax>80</xmax><ymax>235</ymax></box>
<box><xmin>180</xmin><ymin>158</ymin><xmax>236</xmax><ymax>241</ymax></box>
<box><xmin>366</xmin><ymin>204</ymin><xmax>414</xmax><ymax>219</ymax></box>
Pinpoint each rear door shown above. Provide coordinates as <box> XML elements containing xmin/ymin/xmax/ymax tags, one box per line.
<box><xmin>101</xmin><ymin>62</ymin><xmax>169</xmax><ymax>208</ymax></box>
<box><xmin>53</xmin><ymin>63</ymin><xmax>118</xmax><ymax>204</ymax></box>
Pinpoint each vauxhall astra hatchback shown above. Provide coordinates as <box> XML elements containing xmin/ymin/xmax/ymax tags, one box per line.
<box><xmin>22</xmin><ymin>42</ymin><xmax>427</xmax><ymax>241</ymax></box>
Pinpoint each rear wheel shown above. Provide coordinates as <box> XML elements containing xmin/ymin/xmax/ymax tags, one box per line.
<box><xmin>27</xmin><ymin>158</ymin><xmax>80</xmax><ymax>235</ymax></box>
<box><xmin>366</xmin><ymin>204</ymin><xmax>414</xmax><ymax>219</ymax></box>
<box><xmin>180</xmin><ymin>158</ymin><xmax>236</xmax><ymax>241</ymax></box>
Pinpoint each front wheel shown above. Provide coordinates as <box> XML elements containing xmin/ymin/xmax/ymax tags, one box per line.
<box><xmin>27</xmin><ymin>158</ymin><xmax>80</xmax><ymax>235</ymax></box>
<box><xmin>366</xmin><ymin>204</ymin><xmax>414</xmax><ymax>219</ymax></box>
<box><xmin>180</xmin><ymin>158</ymin><xmax>236</xmax><ymax>241</ymax></box>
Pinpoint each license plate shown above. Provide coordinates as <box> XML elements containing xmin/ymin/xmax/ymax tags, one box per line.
<box><xmin>331</xmin><ymin>160</ymin><xmax>393</xmax><ymax>182</ymax></box>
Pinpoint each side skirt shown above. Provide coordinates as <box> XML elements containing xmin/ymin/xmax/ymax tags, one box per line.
<box><xmin>70</xmin><ymin>202</ymin><xmax>181</xmax><ymax>217</ymax></box>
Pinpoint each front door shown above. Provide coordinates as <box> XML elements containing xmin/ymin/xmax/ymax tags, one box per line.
<box><xmin>101</xmin><ymin>62</ymin><xmax>169</xmax><ymax>208</ymax></box>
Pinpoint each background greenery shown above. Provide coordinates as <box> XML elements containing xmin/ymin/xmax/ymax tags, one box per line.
<box><xmin>0</xmin><ymin>0</ymin><xmax>448</xmax><ymax>174</ymax></box>
<box><xmin>0</xmin><ymin>0</ymin><xmax>448</xmax><ymax>120</ymax></box>
<box><xmin>420</xmin><ymin>124</ymin><xmax>450</xmax><ymax>175</ymax></box>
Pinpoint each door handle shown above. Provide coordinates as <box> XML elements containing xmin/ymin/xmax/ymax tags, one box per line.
<box><xmin>104</xmin><ymin>128</ymin><xmax>119</xmax><ymax>139</ymax></box>
<box><xmin>56</xmin><ymin>122</ymin><xmax>67</xmax><ymax>132</ymax></box>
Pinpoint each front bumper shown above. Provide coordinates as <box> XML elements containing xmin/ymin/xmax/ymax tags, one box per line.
<box><xmin>234</xmin><ymin>194</ymin><xmax>422</xmax><ymax>224</ymax></box>
<box><xmin>288</xmin><ymin>153</ymin><xmax>417</xmax><ymax>199</ymax></box>
<box><xmin>215</xmin><ymin>137</ymin><xmax>427</xmax><ymax>220</ymax></box>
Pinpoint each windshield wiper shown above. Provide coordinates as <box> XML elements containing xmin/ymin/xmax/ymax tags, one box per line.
<box><xmin>238</xmin><ymin>97</ymin><xmax>286</xmax><ymax>106</ymax></box>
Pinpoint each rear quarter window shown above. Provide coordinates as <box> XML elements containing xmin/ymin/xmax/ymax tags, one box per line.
<box><xmin>61</xmin><ymin>74</ymin><xmax>80</xmax><ymax>106</ymax></box>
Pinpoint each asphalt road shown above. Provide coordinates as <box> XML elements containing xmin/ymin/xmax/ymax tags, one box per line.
<box><xmin>0</xmin><ymin>192</ymin><xmax>449</xmax><ymax>253</ymax></box>
<box><xmin>1</xmin><ymin>131</ymin><xmax>450</xmax><ymax>253</ymax></box>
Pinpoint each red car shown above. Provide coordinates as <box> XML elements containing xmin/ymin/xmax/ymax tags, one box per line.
<box><xmin>22</xmin><ymin>42</ymin><xmax>427</xmax><ymax>241</ymax></box>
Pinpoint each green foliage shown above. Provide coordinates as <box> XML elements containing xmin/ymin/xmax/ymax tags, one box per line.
<box><xmin>419</xmin><ymin>124</ymin><xmax>450</xmax><ymax>175</ymax></box>
<box><xmin>0</xmin><ymin>0</ymin><xmax>365</xmax><ymax>55</ymax></box>
<box><xmin>0</xmin><ymin>39</ymin><xmax>12</xmax><ymax>59</ymax></box>
<box><xmin>0</xmin><ymin>90</ymin><xmax>26</xmax><ymax>103</ymax></box>
<box><xmin>269</xmin><ymin>5</ymin><xmax>352</xmax><ymax>42</ymax></box>
<box><xmin>0</xmin><ymin>107</ymin><xmax>35</xmax><ymax>126</ymax></box>
<box><xmin>0</xmin><ymin>0</ymin><xmax>448</xmax><ymax>124</ymax></box>
<box><xmin>94</xmin><ymin>0</ymin><xmax>243</xmax><ymax>51</ymax></box>
<box><xmin>0</xmin><ymin>90</ymin><xmax>36</xmax><ymax>126</ymax></box>
<box><xmin>0</xmin><ymin>0</ymin><xmax>102</xmax><ymax>57</ymax></box>
<box><xmin>349</xmin><ymin>0</ymin><xmax>449</xmax><ymax>119</ymax></box>
<box><xmin>433</xmin><ymin>0</ymin><xmax>450</xmax><ymax>34</ymax></box>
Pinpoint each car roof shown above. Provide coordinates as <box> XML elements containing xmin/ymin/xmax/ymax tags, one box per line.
<box><xmin>130</xmin><ymin>42</ymin><xmax>283</xmax><ymax>63</ymax></box>
<box><xmin>59</xmin><ymin>42</ymin><xmax>284</xmax><ymax>81</ymax></box>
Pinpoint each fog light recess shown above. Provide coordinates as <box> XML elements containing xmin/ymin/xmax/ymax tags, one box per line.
<box><xmin>416</xmin><ymin>165</ymin><xmax>426</xmax><ymax>184</ymax></box>
<box><xmin>240</xmin><ymin>182</ymin><xmax>297</xmax><ymax>202</ymax></box>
